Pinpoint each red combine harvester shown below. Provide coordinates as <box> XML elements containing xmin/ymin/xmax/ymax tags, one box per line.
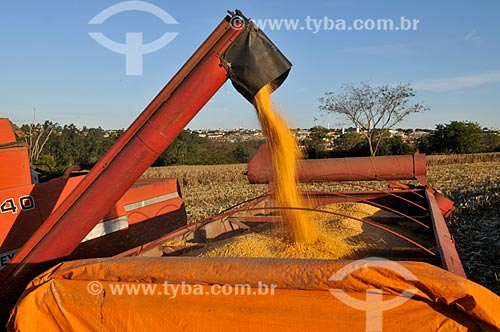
<box><xmin>2</xmin><ymin>10</ymin><xmax>500</xmax><ymax>332</ymax></box>
<box><xmin>0</xmin><ymin>121</ymin><xmax>186</xmax><ymax>269</ymax></box>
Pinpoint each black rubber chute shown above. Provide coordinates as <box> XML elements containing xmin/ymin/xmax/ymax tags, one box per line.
<box><xmin>220</xmin><ymin>22</ymin><xmax>292</xmax><ymax>102</ymax></box>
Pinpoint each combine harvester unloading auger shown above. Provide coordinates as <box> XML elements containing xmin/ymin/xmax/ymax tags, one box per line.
<box><xmin>2</xmin><ymin>10</ymin><xmax>500</xmax><ymax>331</ymax></box>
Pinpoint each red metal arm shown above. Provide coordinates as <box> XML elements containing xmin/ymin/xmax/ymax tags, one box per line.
<box><xmin>248</xmin><ymin>143</ymin><xmax>428</xmax><ymax>185</ymax></box>
<box><xmin>0</xmin><ymin>15</ymin><xmax>242</xmax><ymax>311</ymax></box>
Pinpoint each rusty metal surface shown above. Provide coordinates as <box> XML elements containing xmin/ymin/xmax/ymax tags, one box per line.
<box><xmin>247</xmin><ymin>143</ymin><xmax>428</xmax><ymax>185</ymax></box>
<box><xmin>433</xmin><ymin>189</ymin><xmax>456</xmax><ymax>218</ymax></box>
<box><xmin>425</xmin><ymin>188</ymin><xmax>466</xmax><ymax>277</ymax></box>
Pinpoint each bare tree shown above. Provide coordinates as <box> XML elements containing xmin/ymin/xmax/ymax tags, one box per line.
<box><xmin>25</xmin><ymin>109</ymin><xmax>56</xmax><ymax>165</ymax></box>
<box><xmin>319</xmin><ymin>82</ymin><xmax>428</xmax><ymax>156</ymax></box>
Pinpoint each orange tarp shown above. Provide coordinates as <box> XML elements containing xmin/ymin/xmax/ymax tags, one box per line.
<box><xmin>8</xmin><ymin>257</ymin><xmax>500</xmax><ymax>331</ymax></box>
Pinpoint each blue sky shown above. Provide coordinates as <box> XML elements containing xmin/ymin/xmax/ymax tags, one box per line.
<box><xmin>1</xmin><ymin>0</ymin><xmax>499</xmax><ymax>130</ymax></box>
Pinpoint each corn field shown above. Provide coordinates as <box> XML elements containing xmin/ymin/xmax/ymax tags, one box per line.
<box><xmin>142</xmin><ymin>153</ymin><xmax>500</xmax><ymax>294</ymax></box>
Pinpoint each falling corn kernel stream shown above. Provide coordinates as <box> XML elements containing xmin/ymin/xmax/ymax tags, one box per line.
<box><xmin>252</xmin><ymin>84</ymin><xmax>319</xmax><ymax>243</ymax></box>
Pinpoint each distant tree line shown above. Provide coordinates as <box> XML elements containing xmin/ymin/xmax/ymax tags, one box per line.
<box><xmin>19</xmin><ymin>120</ymin><xmax>500</xmax><ymax>170</ymax></box>
<box><xmin>151</xmin><ymin>130</ymin><xmax>262</xmax><ymax>166</ymax></box>
<box><xmin>20</xmin><ymin>121</ymin><xmax>123</xmax><ymax>170</ymax></box>
<box><xmin>416</xmin><ymin>121</ymin><xmax>500</xmax><ymax>154</ymax></box>
<box><xmin>317</xmin><ymin>81</ymin><xmax>500</xmax><ymax>157</ymax></box>
<box><xmin>302</xmin><ymin>127</ymin><xmax>415</xmax><ymax>158</ymax></box>
<box><xmin>19</xmin><ymin>122</ymin><xmax>262</xmax><ymax>170</ymax></box>
<box><xmin>303</xmin><ymin>121</ymin><xmax>500</xmax><ymax>159</ymax></box>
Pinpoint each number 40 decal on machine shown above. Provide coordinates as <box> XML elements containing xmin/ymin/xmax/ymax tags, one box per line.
<box><xmin>0</xmin><ymin>196</ymin><xmax>35</xmax><ymax>214</ymax></box>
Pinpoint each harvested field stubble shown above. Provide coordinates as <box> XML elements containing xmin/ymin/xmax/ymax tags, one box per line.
<box><xmin>143</xmin><ymin>164</ymin><xmax>266</xmax><ymax>221</ymax></box>
<box><xmin>426</xmin><ymin>152</ymin><xmax>500</xmax><ymax>165</ymax></box>
<box><xmin>143</xmin><ymin>159</ymin><xmax>500</xmax><ymax>294</ymax></box>
<box><xmin>427</xmin><ymin>161</ymin><xmax>500</xmax><ymax>294</ymax></box>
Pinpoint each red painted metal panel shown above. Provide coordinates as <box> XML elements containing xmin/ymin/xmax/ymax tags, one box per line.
<box><xmin>433</xmin><ymin>189</ymin><xmax>456</xmax><ymax>218</ymax></box>
<box><xmin>425</xmin><ymin>188</ymin><xmax>466</xmax><ymax>277</ymax></box>
<box><xmin>0</xmin><ymin>146</ymin><xmax>32</xmax><ymax>190</ymax></box>
<box><xmin>0</xmin><ymin>184</ymin><xmax>40</xmax><ymax>252</ymax></box>
<box><xmin>0</xmin><ymin>119</ymin><xmax>16</xmax><ymax>144</ymax></box>
<box><xmin>248</xmin><ymin>143</ymin><xmax>428</xmax><ymax>184</ymax></box>
<box><xmin>117</xmin><ymin>179</ymin><xmax>183</xmax><ymax>225</ymax></box>
<box><xmin>0</xmin><ymin>176</ymin><xmax>185</xmax><ymax>266</ymax></box>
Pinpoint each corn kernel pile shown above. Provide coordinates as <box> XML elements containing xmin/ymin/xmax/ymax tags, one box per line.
<box><xmin>166</xmin><ymin>203</ymin><xmax>398</xmax><ymax>259</ymax></box>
